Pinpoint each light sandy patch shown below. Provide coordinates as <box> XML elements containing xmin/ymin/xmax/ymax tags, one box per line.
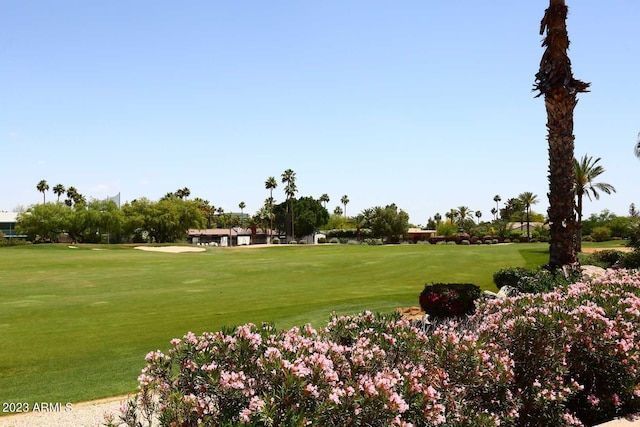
<box><xmin>581</xmin><ymin>247</ymin><xmax>633</xmax><ymax>254</ymax></box>
<box><xmin>0</xmin><ymin>395</ymin><xmax>130</xmax><ymax>427</ymax></box>
<box><xmin>134</xmin><ymin>245</ymin><xmax>206</xmax><ymax>253</ymax></box>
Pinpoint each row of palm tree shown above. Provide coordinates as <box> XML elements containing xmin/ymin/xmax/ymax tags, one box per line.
<box><xmin>36</xmin><ymin>180</ymin><xmax>84</xmax><ymax>206</ymax></box>
<box><xmin>488</xmin><ymin>154</ymin><xmax>615</xmax><ymax>251</ymax></box>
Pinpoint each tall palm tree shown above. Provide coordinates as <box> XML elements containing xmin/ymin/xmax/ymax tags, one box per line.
<box><xmin>175</xmin><ymin>187</ymin><xmax>190</xmax><ymax>200</ymax></box>
<box><xmin>445</xmin><ymin>209</ymin><xmax>457</xmax><ymax>225</ymax></box>
<box><xmin>475</xmin><ymin>210</ymin><xmax>482</xmax><ymax>224</ymax></box>
<box><xmin>281</xmin><ymin>169</ymin><xmax>297</xmax><ymax>240</ymax></box>
<box><xmin>534</xmin><ymin>0</ymin><xmax>589</xmax><ymax>269</ymax></box>
<box><xmin>53</xmin><ymin>184</ymin><xmax>65</xmax><ymax>202</ymax></box>
<box><xmin>518</xmin><ymin>192</ymin><xmax>539</xmax><ymax>239</ymax></box>
<box><xmin>341</xmin><ymin>195</ymin><xmax>350</xmax><ymax>218</ymax></box>
<box><xmin>265</xmin><ymin>176</ymin><xmax>278</xmax><ymax>242</ymax></box>
<box><xmin>456</xmin><ymin>206</ymin><xmax>472</xmax><ymax>225</ymax></box>
<box><xmin>238</xmin><ymin>201</ymin><xmax>246</xmax><ymax>227</ymax></box>
<box><xmin>574</xmin><ymin>155</ymin><xmax>616</xmax><ymax>252</ymax></box>
<box><xmin>36</xmin><ymin>179</ymin><xmax>49</xmax><ymax>203</ymax></box>
<box><xmin>320</xmin><ymin>193</ymin><xmax>330</xmax><ymax>209</ymax></box>
<box><xmin>493</xmin><ymin>195</ymin><xmax>501</xmax><ymax>220</ymax></box>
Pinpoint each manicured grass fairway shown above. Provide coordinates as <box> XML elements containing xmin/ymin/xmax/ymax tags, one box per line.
<box><xmin>0</xmin><ymin>243</ymin><xmax>548</xmax><ymax>406</ymax></box>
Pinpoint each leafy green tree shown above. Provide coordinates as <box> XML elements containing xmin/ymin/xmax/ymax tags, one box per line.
<box><xmin>122</xmin><ymin>197</ymin><xmax>204</xmax><ymax>243</ymax></box>
<box><xmin>281</xmin><ymin>169</ymin><xmax>297</xmax><ymax>240</ymax></box>
<box><xmin>322</xmin><ymin>213</ymin><xmax>345</xmax><ymax>230</ymax></box>
<box><xmin>53</xmin><ymin>184</ymin><xmax>65</xmax><ymax>202</ymax></box>
<box><xmin>361</xmin><ymin>204</ymin><xmax>410</xmax><ymax>243</ymax></box>
<box><xmin>574</xmin><ymin>155</ymin><xmax>616</xmax><ymax>252</ymax></box>
<box><xmin>518</xmin><ymin>192</ymin><xmax>539</xmax><ymax>239</ymax></box>
<box><xmin>534</xmin><ymin>0</ymin><xmax>590</xmax><ymax>269</ymax></box>
<box><xmin>273</xmin><ymin>197</ymin><xmax>328</xmax><ymax>238</ymax></box>
<box><xmin>436</xmin><ymin>221</ymin><xmax>458</xmax><ymax>237</ymax></box>
<box><xmin>36</xmin><ymin>179</ymin><xmax>49</xmax><ymax>203</ymax></box>
<box><xmin>591</xmin><ymin>226</ymin><xmax>612</xmax><ymax>242</ymax></box>
<box><xmin>581</xmin><ymin>210</ymin><xmax>616</xmax><ymax>237</ymax></box>
<box><xmin>17</xmin><ymin>203</ymin><xmax>70</xmax><ymax>242</ymax></box>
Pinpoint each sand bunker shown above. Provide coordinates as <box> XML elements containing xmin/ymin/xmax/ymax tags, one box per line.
<box><xmin>134</xmin><ymin>246</ymin><xmax>206</xmax><ymax>253</ymax></box>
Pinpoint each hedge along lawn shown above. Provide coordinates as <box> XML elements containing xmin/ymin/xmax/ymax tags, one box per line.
<box><xmin>0</xmin><ymin>242</ymin><xmax>548</xmax><ymax>407</ymax></box>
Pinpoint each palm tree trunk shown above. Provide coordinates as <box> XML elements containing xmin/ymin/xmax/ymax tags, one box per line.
<box><xmin>535</xmin><ymin>0</ymin><xmax>589</xmax><ymax>269</ymax></box>
<box><xmin>546</xmin><ymin>86</ymin><xmax>579</xmax><ymax>267</ymax></box>
<box><xmin>575</xmin><ymin>194</ymin><xmax>583</xmax><ymax>253</ymax></box>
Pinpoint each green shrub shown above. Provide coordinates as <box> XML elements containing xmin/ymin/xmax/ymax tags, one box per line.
<box><xmin>339</xmin><ymin>238</ymin><xmax>349</xmax><ymax>245</ymax></box>
<box><xmin>298</xmin><ymin>240</ymin><xmax>307</xmax><ymax>244</ymax></box>
<box><xmin>329</xmin><ymin>237</ymin><xmax>339</xmax><ymax>244</ymax></box>
<box><xmin>460</xmin><ymin>240</ymin><xmax>470</xmax><ymax>245</ymax></box>
<box><xmin>272</xmin><ymin>237</ymin><xmax>280</xmax><ymax>244</ymax></box>
<box><xmin>591</xmin><ymin>250</ymin><xmax>624</xmax><ymax>267</ymax></box>
<box><xmin>436</xmin><ymin>241</ymin><xmax>447</xmax><ymax>245</ymax></box>
<box><xmin>578</xmin><ymin>253</ymin><xmax>609</xmax><ymax>269</ymax></box>
<box><xmin>484</xmin><ymin>239</ymin><xmax>492</xmax><ymax>245</ymax></box>
<box><xmin>288</xmin><ymin>240</ymin><xmax>297</xmax><ymax>245</ymax></box>
<box><xmin>493</xmin><ymin>267</ymin><xmax>536</xmax><ymax>289</ymax></box>
<box><xmin>620</xmin><ymin>251</ymin><xmax>640</xmax><ymax>269</ymax></box>
<box><xmin>516</xmin><ymin>268</ymin><xmax>582</xmax><ymax>294</ymax></box>
<box><xmin>419</xmin><ymin>283</ymin><xmax>481</xmax><ymax>318</ymax></box>
<box><xmin>363</xmin><ymin>238</ymin><xmax>383</xmax><ymax>246</ymax></box>
<box><xmin>446</xmin><ymin>241</ymin><xmax>456</xmax><ymax>245</ymax></box>
<box><xmin>492</xmin><ymin>239</ymin><xmax>499</xmax><ymax>244</ymax></box>
<box><xmin>493</xmin><ymin>267</ymin><xmax>582</xmax><ymax>294</ymax></box>
<box><xmin>436</xmin><ymin>222</ymin><xmax>458</xmax><ymax>237</ymax></box>
<box><xmin>591</xmin><ymin>226</ymin><xmax>612</xmax><ymax>242</ymax></box>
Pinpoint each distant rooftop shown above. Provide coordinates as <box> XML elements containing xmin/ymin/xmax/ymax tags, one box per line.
<box><xmin>0</xmin><ymin>212</ymin><xmax>18</xmax><ymax>222</ymax></box>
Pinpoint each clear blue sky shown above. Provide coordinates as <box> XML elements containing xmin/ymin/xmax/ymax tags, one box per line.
<box><xmin>2</xmin><ymin>1</ymin><xmax>639</xmax><ymax>225</ymax></box>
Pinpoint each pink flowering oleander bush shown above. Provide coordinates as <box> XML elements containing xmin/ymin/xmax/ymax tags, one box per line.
<box><xmin>105</xmin><ymin>312</ymin><xmax>517</xmax><ymax>427</ymax></box>
<box><xmin>106</xmin><ymin>270</ymin><xmax>640</xmax><ymax>427</ymax></box>
<box><xmin>473</xmin><ymin>269</ymin><xmax>640</xmax><ymax>426</ymax></box>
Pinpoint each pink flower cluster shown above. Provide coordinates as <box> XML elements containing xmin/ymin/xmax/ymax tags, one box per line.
<box><xmin>106</xmin><ymin>270</ymin><xmax>640</xmax><ymax>427</ymax></box>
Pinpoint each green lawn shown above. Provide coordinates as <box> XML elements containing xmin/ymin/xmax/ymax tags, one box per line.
<box><xmin>0</xmin><ymin>243</ymin><xmax>548</xmax><ymax>406</ymax></box>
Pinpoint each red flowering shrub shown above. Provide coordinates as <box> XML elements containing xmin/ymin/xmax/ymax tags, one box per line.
<box><xmin>419</xmin><ymin>283</ymin><xmax>481</xmax><ymax>318</ymax></box>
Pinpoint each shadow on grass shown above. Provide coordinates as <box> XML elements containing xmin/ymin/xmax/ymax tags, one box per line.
<box><xmin>518</xmin><ymin>245</ymin><xmax>549</xmax><ymax>269</ymax></box>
